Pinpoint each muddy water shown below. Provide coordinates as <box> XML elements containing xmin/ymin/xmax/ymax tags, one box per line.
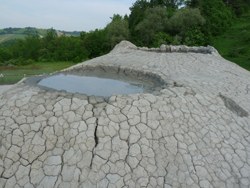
<box><xmin>38</xmin><ymin>74</ymin><xmax>146</xmax><ymax>97</ymax></box>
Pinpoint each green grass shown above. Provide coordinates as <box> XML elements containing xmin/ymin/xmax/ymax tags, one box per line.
<box><xmin>212</xmin><ymin>12</ymin><xmax>250</xmax><ymax>71</ymax></box>
<box><xmin>0</xmin><ymin>61</ymin><xmax>75</xmax><ymax>85</ymax></box>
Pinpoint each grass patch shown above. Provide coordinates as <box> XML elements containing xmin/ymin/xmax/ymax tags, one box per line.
<box><xmin>0</xmin><ymin>61</ymin><xmax>75</xmax><ymax>85</ymax></box>
<box><xmin>212</xmin><ymin>12</ymin><xmax>250</xmax><ymax>71</ymax></box>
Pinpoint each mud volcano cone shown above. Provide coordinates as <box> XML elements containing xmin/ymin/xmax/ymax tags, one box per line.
<box><xmin>0</xmin><ymin>41</ymin><xmax>249</xmax><ymax>188</ymax></box>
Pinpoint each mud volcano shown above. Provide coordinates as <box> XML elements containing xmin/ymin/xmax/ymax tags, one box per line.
<box><xmin>0</xmin><ymin>41</ymin><xmax>250</xmax><ymax>188</ymax></box>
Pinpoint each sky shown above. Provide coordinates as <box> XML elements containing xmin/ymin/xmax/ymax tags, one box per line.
<box><xmin>0</xmin><ymin>0</ymin><xmax>135</xmax><ymax>31</ymax></box>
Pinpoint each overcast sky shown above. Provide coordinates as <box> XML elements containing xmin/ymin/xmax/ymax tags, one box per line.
<box><xmin>0</xmin><ymin>0</ymin><xmax>135</xmax><ymax>31</ymax></box>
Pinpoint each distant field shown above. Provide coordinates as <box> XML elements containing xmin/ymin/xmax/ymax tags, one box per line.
<box><xmin>0</xmin><ymin>34</ymin><xmax>26</xmax><ymax>44</ymax></box>
<box><xmin>213</xmin><ymin>12</ymin><xmax>250</xmax><ymax>71</ymax></box>
<box><xmin>0</xmin><ymin>61</ymin><xmax>75</xmax><ymax>85</ymax></box>
<box><xmin>0</xmin><ymin>27</ymin><xmax>81</xmax><ymax>45</ymax></box>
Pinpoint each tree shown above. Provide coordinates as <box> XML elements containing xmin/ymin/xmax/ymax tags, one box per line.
<box><xmin>44</xmin><ymin>28</ymin><xmax>57</xmax><ymax>43</ymax></box>
<box><xmin>81</xmin><ymin>29</ymin><xmax>110</xmax><ymax>58</ymax></box>
<box><xmin>135</xmin><ymin>6</ymin><xmax>169</xmax><ymax>46</ymax></box>
<box><xmin>24</xmin><ymin>27</ymin><xmax>38</xmax><ymax>36</ymax></box>
<box><xmin>40</xmin><ymin>28</ymin><xmax>58</xmax><ymax>60</ymax></box>
<box><xmin>129</xmin><ymin>0</ymin><xmax>151</xmax><ymax>44</ymax></box>
<box><xmin>186</xmin><ymin>0</ymin><xmax>233</xmax><ymax>36</ymax></box>
<box><xmin>24</xmin><ymin>35</ymin><xmax>41</xmax><ymax>60</ymax></box>
<box><xmin>165</xmin><ymin>8</ymin><xmax>206</xmax><ymax>45</ymax></box>
<box><xmin>8</xmin><ymin>35</ymin><xmax>41</xmax><ymax>61</ymax></box>
<box><xmin>106</xmin><ymin>14</ymin><xmax>130</xmax><ymax>48</ymax></box>
<box><xmin>0</xmin><ymin>48</ymin><xmax>12</xmax><ymax>64</ymax></box>
<box><xmin>152</xmin><ymin>32</ymin><xmax>173</xmax><ymax>46</ymax></box>
<box><xmin>52</xmin><ymin>36</ymin><xmax>89</xmax><ymax>62</ymax></box>
<box><xmin>185</xmin><ymin>0</ymin><xmax>199</xmax><ymax>7</ymax></box>
<box><xmin>183</xmin><ymin>27</ymin><xmax>207</xmax><ymax>45</ymax></box>
<box><xmin>223</xmin><ymin>0</ymin><xmax>250</xmax><ymax>16</ymax></box>
<box><xmin>150</xmin><ymin>0</ymin><xmax>185</xmax><ymax>9</ymax></box>
<box><xmin>167</xmin><ymin>8</ymin><xmax>205</xmax><ymax>35</ymax></box>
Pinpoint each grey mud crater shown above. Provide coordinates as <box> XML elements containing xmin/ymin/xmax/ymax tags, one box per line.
<box><xmin>0</xmin><ymin>41</ymin><xmax>250</xmax><ymax>188</ymax></box>
<box><xmin>24</xmin><ymin>65</ymin><xmax>167</xmax><ymax>97</ymax></box>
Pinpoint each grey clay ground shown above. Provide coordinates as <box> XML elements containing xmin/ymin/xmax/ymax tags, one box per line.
<box><xmin>0</xmin><ymin>41</ymin><xmax>250</xmax><ymax>188</ymax></box>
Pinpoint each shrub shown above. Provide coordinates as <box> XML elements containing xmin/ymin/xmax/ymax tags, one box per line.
<box><xmin>183</xmin><ymin>28</ymin><xmax>207</xmax><ymax>46</ymax></box>
<box><xmin>167</xmin><ymin>8</ymin><xmax>205</xmax><ymax>35</ymax></box>
<box><xmin>153</xmin><ymin>32</ymin><xmax>173</xmax><ymax>47</ymax></box>
<box><xmin>135</xmin><ymin>6</ymin><xmax>169</xmax><ymax>46</ymax></box>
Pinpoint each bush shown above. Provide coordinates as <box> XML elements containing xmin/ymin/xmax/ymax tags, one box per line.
<box><xmin>106</xmin><ymin>15</ymin><xmax>130</xmax><ymax>48</ymax></box>
<box><xmin>183</xmin><ymin>28</ymin><xmax>207</xmax><ymax>46</ymax></box>
<box><xmin>167</xmin><ymin>8</ymin><xmax>205</xmax><ymax>35</ymax></box>
<box><xmin>200</xmin><ymin>0</ymin><xmax>233</xmax><ymax>36</ymax></box>
<box><xmin>153</xmin><ymin>32</ymin><xmax>173</xmax><ymax>47</ymax></box>
<box><xmin>135</xmin><ymin>6</ymin><xmax>169</xmax><ymax>46</ymax></box>
<box><xmin>0</xmin><ymin>48</ymin><xmax>12</xmax><ymax>62</ymax></box>
<box><xmin>172</xmin><ymin>35</ymin><xmax>182</xmax><ymax>45</ymax></box>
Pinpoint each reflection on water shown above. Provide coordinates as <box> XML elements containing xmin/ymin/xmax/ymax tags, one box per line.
<box><xmin>38</xmin><ymin>74</ymin><xmax>146</xmax><ymax>97</ymax></box>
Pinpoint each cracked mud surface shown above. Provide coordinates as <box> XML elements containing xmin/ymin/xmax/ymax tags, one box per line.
<box><xmin>0</xmin><ymin>41</ymin><xmax>250</xmax><ymax>188</ymax></box>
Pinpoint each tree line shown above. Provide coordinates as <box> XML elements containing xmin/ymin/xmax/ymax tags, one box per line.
<box><xmin>0</xmin><ymin>0</ymin><xmax>249</xmax><ymax>65</ymax></box>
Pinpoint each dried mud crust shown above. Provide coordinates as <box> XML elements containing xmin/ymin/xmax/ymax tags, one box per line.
<box><xmin>0</xmin><ymin>41</ymin><xmax>250</xmax><ymax>188</ymax></box>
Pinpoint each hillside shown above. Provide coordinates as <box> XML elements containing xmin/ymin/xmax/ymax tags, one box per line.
<box><xmin>213</xmin><ymin>12</ymin><xmax>250</xmax><ymax>71</ymax></box>
<box><xmin>1</xmin><ymin>9</ymin><xmax>250</xmax><ymax>72</ymax></box>
<box><xmin>0</xmin><ymin>27</ymin><xmax>81</xmax><ymax>45</ymax></box>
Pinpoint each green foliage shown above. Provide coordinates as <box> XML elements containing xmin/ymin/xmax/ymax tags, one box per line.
<box><xmin>81</xmin><ymin>29</ymin><xmax>110</xmax><ymax>58</ymax></box>
<box><xmin>0</xmin><ymin>27</ymin><xmax>80</xmax><ymax>45</ymax></box>
<box><xmin>0</xmin><ymin>34</ymin><xmax>26</xmax><ymax>45</ymax></box>
<box><xmin>2</xmin><ymin>58</ymin><xmax>34</xmax><ymax>66</ymax></box>
<box><xmin>153</xmin><ymin>32</ymin><xmax>173</xmax><ymax>46</ymax></box>
<box><xmin>212</xmin><ymin>12</ymin><xmax>250</xmax><ymax>70</ymax></box>
<box><xmin>51</xmin><ymin>36</ymin><xmax>89</xmax><ymax>62</ymax></box>
<box><xmin>23</xmin><ymin>35</ymin><xmax>41</xmax><ymax>60</ymax></box>
<box><xmin>129</xmin><ymin>1</ymin><xmax>209</xmax><ymax>46</ymax></box>
<box><xmin>227</xmin><ymin>47</ymin><xmax>247</xmax><ymax>58</ymax></box>
<box><xmin>0</xmin><ymin>28</ymin><xmax>92</xmax><ymax>64</ymax></box>
<box><xmin>167</xmin><ymin>8</ymin><xmax>205</xmax><ymax>35</ymax></box>
<box><xmin>23</xmin><ymin>27</ymin><xmax>39</xmax><ymax>36</ymax></box>
<box><xmin>44</xmin><ymin>28</ymin><xmax>57</xmax><ymax>43</ymax></box>
<box><xmin>0</xmin><ymin>1</ymin><xmax>249</xmax><ymax>72</ymax></box>
<box><xmin>132</xmin><ymin>7</ymin><xmax>207</xmax><ymax>46</ymax></box>
<box><xmin>106</xmin><ymin>14</ymin><xmax>130</xmax><ymax>48</ymax></box>
<box><xmin>172</xmin><ymin>35</ymin><xmax>182</xmax><ymax>45</ymax></box>
<box><xmin>135</xmin><ymin>6</ymin><xmax>169</xmax><ymax>46</ymax></box>
<box><xmin>0</xmin><ymin>48</ymin><xmax>12</xmax><ymax>63</ymax></box>
<box><xmin>150</xmin><ymin>0</ymin><xmax>185</xmax><ymax>9</ymax></box>
<box><xmin>190</xmin><ymin>0</ymin><xmax>233</xmax><ymax>36</ymax></box>
<box><xmin>129</xmin><ymin>0</ymin><xmax>151</xmax><ymax>44</ymax></box>
<box><xmin>223</xmin><ymin>0</ymin><xmax>250</xmax><ymax>16</ymax></box>
<box><xmin>183</xmin><ymin>28</ymin><xmax>207</xmax><ymax>45</ymax></box>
